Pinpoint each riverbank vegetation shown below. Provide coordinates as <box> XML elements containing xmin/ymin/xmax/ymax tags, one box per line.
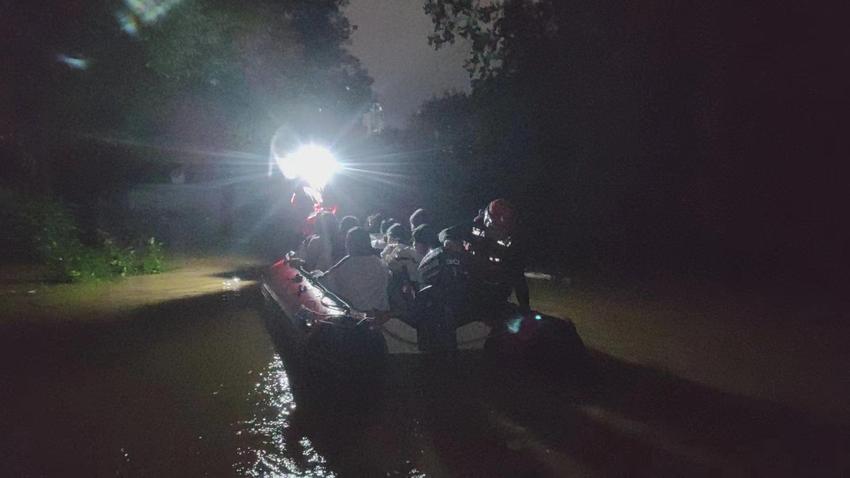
<box><xmin>0</xmin><ymin>188</ymin><xmax>165</xmax><ymax>282</ymax></box>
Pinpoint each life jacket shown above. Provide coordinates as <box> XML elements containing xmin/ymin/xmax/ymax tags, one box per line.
<box><xmin>468</xmin><ymin>220</ymin><xmax>516</xmax><ymax>278</ymax></box>
<box><xmin>420</xmin><ymin>248</ymin><xmax>468</xmax><ymax>293</ymax></box>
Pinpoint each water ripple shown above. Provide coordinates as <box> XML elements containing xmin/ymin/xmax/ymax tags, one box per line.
<box><xmin>234</xmin><ymin>355</ymin><xmax>336</xmax><ymax>478</ymax></box>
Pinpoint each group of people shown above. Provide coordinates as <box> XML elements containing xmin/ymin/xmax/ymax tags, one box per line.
<box><xmin>290</xmin><ymin>199</ymin><xmax>530</xmax><ymax>332</ymax></box>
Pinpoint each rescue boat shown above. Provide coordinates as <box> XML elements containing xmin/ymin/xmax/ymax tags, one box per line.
<box><xmin>260</xmin><ymin>254</ymin><xmax>589</xmax><ymax>379</ymax></box>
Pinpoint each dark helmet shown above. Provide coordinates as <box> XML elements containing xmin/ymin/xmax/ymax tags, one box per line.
<box><xmin>438</xmin><ymin>225</ymin><xmax>466</xmax><ymax>244</ymax></box>
<box><xmin>412</xmin><ymin>223</ymin><xmax>439</xmax><ymax>248</ymax></box>
<box><xmin>338</xmin><ymin>215</ymin><xmax>360</xmax><ymax>236</ymax></box>
<box><xmin>346</xmin><ymin>227</ymin><xmax>374</xmax><ymax>256</ymax></box>
<box><xmin>380</xmin><ymin>218</ymin><xmax>397</xmax><ymax>235</ymax></box>
<box><xmin>409</xmin><ymin>208</ymin><xmax>431</xmax><ymax>230</ymax></box>
<box><xmin>386</xmin><ymin>223</ymin><xmax>410</xmax><ymax>244</ymax></box>
<box><xmin>483</xmin><ymin>199</ymin><xmax>517</xmax><ymax>235</ymax></box>
<box><xmin>366</xmin><ymin>212</ymin><xmax>384</xmax><ymax>233</ymax></box>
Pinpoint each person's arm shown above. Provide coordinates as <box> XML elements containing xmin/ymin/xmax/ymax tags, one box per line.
<box><xmin>317</xmin><ymin>256</ymin><xmax>348</xmax><ymax>289</ymax></box>
<box><xmin>316</xmin><ymin>266</ymin><xmax>335</xmax><ymax>290</ymax></box>
<box><xmin>288</xmin><ymin>236</ymin><xmax>311</xmax><ymax>267</ymax></box>
<box><xmin>418</xmin><ymin>249</ymin><xmax>442</xmax><ymax>287</ymax></box>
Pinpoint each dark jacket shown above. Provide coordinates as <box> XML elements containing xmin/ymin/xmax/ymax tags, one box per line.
<box><xmin>464</xmin><ymin>218</ymin><xmax>529</xmax><ymax>309</ymax></box>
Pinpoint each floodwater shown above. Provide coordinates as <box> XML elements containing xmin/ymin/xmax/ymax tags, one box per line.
<box><xmin>1</xmin><ymin>286</ymin><xmax>848</xmax><ymax>477</ymax></box>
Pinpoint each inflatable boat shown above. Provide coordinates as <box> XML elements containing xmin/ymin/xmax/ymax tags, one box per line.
<box><xmin>260</xmin><ymin>254</ymin><xmax>589</xmax><ymax>378</ymax></box>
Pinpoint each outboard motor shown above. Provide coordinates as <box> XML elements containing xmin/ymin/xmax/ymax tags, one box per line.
<box><xmin>485</xmin><ymin>311</ymin><xmax>591</xmax><ymax>381</ymax></box>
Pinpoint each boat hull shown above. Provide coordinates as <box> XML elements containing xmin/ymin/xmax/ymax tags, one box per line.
<box><xmin>261</xmin><ymin>258</ymin><xmax>589</xmax><ymax>379</ymax></box>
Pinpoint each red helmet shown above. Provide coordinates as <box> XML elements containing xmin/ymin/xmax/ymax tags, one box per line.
<box><xmin>484</xmin><ymin>199</ymin><xmax>517</xmax><ymax>234</ymax></box>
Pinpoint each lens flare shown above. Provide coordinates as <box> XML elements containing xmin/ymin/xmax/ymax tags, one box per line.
<box><xmin>56</xmin><ymin>54</ymin><xmax>89</xmax><ymax>70</ymax></box>
<box><xmin>506</xmin><ymin>317</ymin><xmax>523</xmax><ymax>334</ymax></box>
<box><xmin>117</xmin><ymin>0</ymin><xmax>183</xmax><ymax>36</ymax></box>
<box><xmin>275</xmin><ymin>144</ymin><xmax>340</xmax><ymax>190</ymax></box>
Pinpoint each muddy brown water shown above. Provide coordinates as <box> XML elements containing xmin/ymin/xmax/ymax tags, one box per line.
<box><xmin>1</xmin><ymin>287</ymin><xmax>847</xmax><ymax>477</ymax></box>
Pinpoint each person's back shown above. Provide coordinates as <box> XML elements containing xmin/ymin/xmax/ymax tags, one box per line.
<box><xmin>419</xmin><ymin>227</ymin><xmax>469</xmax><ymax>306</ymax></box>
<box><xmin>294</xmin><ymin>234</ymin><xmax>333</xmax><ymax>272</ymax></box>
<box><xmin>416</xmin><ymin>227</ymin><xmax>469</xmax><ymax>349</ymax></box>
<box><xmin>334</xmin><ymin>215</ymin><xmax>360</xmax><ymax>262</ymax></box>
<box><xmin>293</xmin><ymin>211</ymin><xmax>338</xmax><ymax>272</ymax></box>
<box><xmin>320</xmin><ymin>254</ymin><xmax>389</xmax><ymax>312</ymax></box>
<box><xmin>318</xmin><ymin>227</ymin><xmax>390</xmax><ymax>312</ymax></box>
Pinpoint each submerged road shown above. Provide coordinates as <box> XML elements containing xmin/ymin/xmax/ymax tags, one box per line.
<box><xmin>0</xmin><ymin>260</ymin><xmax>847</xmax><ymax>476</ymax></box>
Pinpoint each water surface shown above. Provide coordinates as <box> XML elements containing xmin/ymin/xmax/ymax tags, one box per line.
<box><xmin>2</xmin><ymin>287</ymin><xmax>846</xmax><ymax>477</ymax></box>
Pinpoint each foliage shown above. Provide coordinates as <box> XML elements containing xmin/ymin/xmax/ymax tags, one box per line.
<box><xmin>4</xmin><ymin>0</ymin><xmax>374</xmax><ymax>194</ymax></box>
<box><xmin>60</xmin><ymin>234</ymin><xmax>165</xmax><ymax>282</ymax></box>
<box><xmin>420</xmin><ymin>0</ymin><xmax>850</xmax><ymax>279</ymax></box>
<box><xmin>130</xmin><ymin>0</ymin><xmax>372</xmax><ymax>145</ymax></box>
<box><xmin>424</xmin><ymin>0</ymin><xmax>558</xmax><ymax>82</ymax></box>
<box><xmin>141</xmin><ymin>237</ymin><xmax>166</xmax><ymax>274</ymax></box>
<box><xmin>0</xmin><ymin>188</ymin><xmax>166</xmax><ymax>282</ymax></box>
<box><xmin>424</xmin><ymin>0</ymin><xmax>505</xmax><ymax>81</ymax></box>
<box><xmin>419</xmin><ymin>0</ymin><xmax>694</xmax><ymax>270</ymax></box>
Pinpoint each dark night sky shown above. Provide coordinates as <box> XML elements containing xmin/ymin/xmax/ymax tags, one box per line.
<box><xmin>344</xmin><ymin>0</ymin><xmax>471</xmax><ymax>127</ymax></box>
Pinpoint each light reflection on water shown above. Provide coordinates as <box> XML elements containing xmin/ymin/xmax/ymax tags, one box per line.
<box><xmin>236</xmin><ymin>355</ymin><xmax>336</xmax><ymax>478</ymax></box>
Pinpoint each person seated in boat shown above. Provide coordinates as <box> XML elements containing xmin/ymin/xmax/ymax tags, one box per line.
<box><xmin>381</xmin><ymin>223</ymin><xmax>423</xmax><ymax>285</ymax></box>
<box><xmin>290</xmin><ymin>211</ymin><xmax>338</xmax><ymax>273</ymax></box>
<box><xmin>415</xmin><ymin>226</ymin><xmax>471</xmax><ymax>349</ymax></box>
<box><xmin>316</xmin><ymin>227</ymin><xmax>390</xmax><ymax>313</ymax></box>
<box><xmin>464</xmin><ymin>199</ymin><xmax>530</xmax><ymax>323</ymax></box>
<box><xmin>372</xmin><ymin>217</ymin><xmax>396</xmax><ymax>251</ymax></box>
<box><xmin>419</xmin><ymin>225</ymin><xmax>469</xmax><ymax>305</ymax></box>
<box><xmin>379</xmin><ymin>222</ymin><xmax>405</xmax><ymax>258</ymax></box>
<box><xmin>333</xmin><ymin>215</ymin><xmax>360</xmax><ymax>261</ymax></box>
<box><xmin>381</xmin><ymin>223</ymin><xmax>424</xmax><ymax>314</ymax></box>
<box><xmin>412</xmin><ymin>223</ymin><xmax>439</xmax><ymax>260</ymax></box>
<box><xmin>366</xmin><ymin>211</ymin><xmax>384</xmax><ymax>247</ymax></box>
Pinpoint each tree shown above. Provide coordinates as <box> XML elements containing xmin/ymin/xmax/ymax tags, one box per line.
<box><xmin>420</xmin><ymin>0</ymin><xmax>715</xmax><ymax>270</ymax></box>
<box><xmin>424</xmin><ymin>0</ymin><xmax>850</xmax><ymax>279</ymax></box>
<box><xmin>2</xmin><ymin>0</ymin><xmax>374</xmax><ymax>194</ymax></box>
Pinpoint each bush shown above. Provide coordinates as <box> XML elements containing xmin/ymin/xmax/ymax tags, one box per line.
<box><xmin>141</xmin><ymin>237</ymin><xmax>165</xmax><ymax>274</ymax></box>
<box><xmin>0</xmin><ymin>188</ymin><xmax>166</xmax><ymax>282</ymax></box>
<box><xmin>64</xmin><ymin>247</ymin><xmax>114</xmax><ymax>282</ymax></box>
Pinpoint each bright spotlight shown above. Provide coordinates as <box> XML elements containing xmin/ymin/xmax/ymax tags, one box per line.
<box><xmin>281</xmin><ymin>144</ymin><xmax>340</xmax><ymax>189</ymax></box>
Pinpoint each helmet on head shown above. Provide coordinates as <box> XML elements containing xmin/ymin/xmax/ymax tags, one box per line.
<box><xmin>412</xmin><ymin>223</ymin><xmax>438</xmax><ymax>248</ymax></box>
<box><xmin>346</xmin><ymin>227</ymin><xmax>374</xmax><ymax>256</ymax></box>
<box><xmin>386</xmin><ymin>223</ymin><xmax>410</xmax><ymax>244</ymax></box>
<box><xmin>483</xmin><ymin>199</ymin><xmax>517</xmax><ymax>235</ymax></box>
<box><xmin>409</xmin><ymin>208</ymin><xmax>431</xmax><ymax>230</ymax></box>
